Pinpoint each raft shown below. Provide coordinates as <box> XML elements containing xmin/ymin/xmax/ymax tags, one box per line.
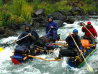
<box><xmin>11</xmin><ymin>35</ymin><xmax>60</xmax><ymax>65</ymax></box>
<box><xmin>67</xmin><ymin>39</ymin><xmax>96</xmax><ymax>68</ymax></box>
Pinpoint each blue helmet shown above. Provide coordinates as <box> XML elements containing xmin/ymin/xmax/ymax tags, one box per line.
<box><xmin>73</xmin><ymin>29</ymin><xmax>78</xmax><ymax>33</ymax></box>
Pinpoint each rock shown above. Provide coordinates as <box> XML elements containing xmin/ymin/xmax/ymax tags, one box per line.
<box><xmin>40</xmin><ymin>19</ymin><xmax>48</xmax><ymax>27</ymax></box>
<box><xmin>33</xmin><ymin>19</ymin><xmax>48</xmax><ymax>27</ymax></box>
<box><xmin>48</xmin><ymin>12</ymin><xmax>67</xmax><ymax>22</ymax></box>
<box><xmin>53</xmin><ymin>20</ymin><xmax>64</xmax><ymax>27</ymax></box>
<box><xmin>20</xmin><ymin>25</ymin><xmax>25</xmax><ymax>29</ymax></box>
<box><xmin>0</xmin><ymin>27</ymin><xmax>5</xmax><ymax>34</ymax></box>
<box><xmin>33</xmin><ymin>8</ymin><xmax>45</xmax><ymax>17</ymax></box>
<box><xmin>32</xmin><ymin>15</ymin><xmax>48</xmax><ymax>27</ymax></box>
<box><xmin>10</xmin><ymin>22</ymin><xmax>20</xmax><ymax>30</ymax></box>
<box><xmin>71</xmin><ymin>6</ymin><xmax>85</xmax><ymax>15</ymax></box>
<box><xmin>88</xmin><ymin>11</ymin><xmax>97</xmax><ymax>15</ymax></box>
<box><xmin>3</xmin><ymin>30</ymin><xmax>16</xmax><ymax>37</ymax></box>
<box><xmin>77</xmin><ymin>22</ymin><xmax>86</xmax><ymax>26</ymax></box>
<box><xmin>58</xmin><ymin>10</ymin><xmax>66</xmax><ymax>16</ymax></box>
<box><xmin>71</xmin><ymin>6</ymin><xmax>81</xmax><ymax>11</ymax></box>
<box><xmin>33</xmin><ymin>22</ymin><xmax>40</xmax><ymax>27</ymax></box>
<box><xmin>65</xmin><ymin>18</ymin><xmax>75</xmax><ymax>24</ymax></box>
<box><xmin>65</xmin><ymin>10</ymin><xmax>73</xmax><ymax>16</ymax></box>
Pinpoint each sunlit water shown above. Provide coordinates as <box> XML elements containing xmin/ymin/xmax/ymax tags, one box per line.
<box><xmin>0</xmin><ymin>16</ymin><xmax>98</xmax><ymax>74</ymax></box>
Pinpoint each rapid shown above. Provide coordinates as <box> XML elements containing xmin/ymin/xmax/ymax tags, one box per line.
<box><xmin>0</xmin><ymin>16</ymin><xmax>98</xmax><ymax>74</ymax></box>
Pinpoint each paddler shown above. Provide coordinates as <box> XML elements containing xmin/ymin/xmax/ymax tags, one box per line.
<box><xmin>46</xmin><ymin>16</ymin><xmax>59</xmax><ymax>42</ymax></box>
<box><xmin>55</xmin><ymin>29</ymin><xmax>83</xmax><ymax>60</ymax></box>
<box><xmin>14</xmin><ymin>23</ymin><xmax>39</xmax><ymax>55</ymax></box>
<box><xmin>81</xmin><ymin>22</ymin><xmax>97</xmax><ymax>44</ymax></box>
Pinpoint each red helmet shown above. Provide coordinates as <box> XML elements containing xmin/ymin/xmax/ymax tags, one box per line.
<box><xmin>87</xmin><ymin>21</ymin><xmax>91</xmax><ymax>25</ymax></box>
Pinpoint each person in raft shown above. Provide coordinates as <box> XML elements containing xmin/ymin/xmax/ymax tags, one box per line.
<box><xmin>46</xmin><ymin>16</ymin><xmax>59</xmax><ymax>42</ymax></box>
<box><xmin>81</xmin><ymin>22</ymin><xmax>97</xmax><ymax>44</ymax></box>
<box><xmin>55</xmin><ymin>29</ymin><xmax>83</xmax><ymax>60</ymax></box>
<box><xmin>14</xmin><ymin>23</ymin><xmax>39</xmax><ymax>55</ymax></box>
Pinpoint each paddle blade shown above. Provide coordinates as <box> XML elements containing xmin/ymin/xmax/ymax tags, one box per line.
<box><xmin>87</xmin><ymin>64</ymin><xmax>94</xmax><ymax>72</ymax></box>
<box><xmin>0</xmin><ymin>47</ymin><xmax>3</xmax><ymax>52</ymax></box>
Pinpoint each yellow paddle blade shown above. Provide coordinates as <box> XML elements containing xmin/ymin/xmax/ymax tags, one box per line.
<box><xmin>0</xmin><ymin>47</ymin><xmax>3</xmax><ymax>52</ymax></box>
<box><xmin>87</xmin><ymin>64</ymin><xmax>94</xmax><ymax>72</ymax></box>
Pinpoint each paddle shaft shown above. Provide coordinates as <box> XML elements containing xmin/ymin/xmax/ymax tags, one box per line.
<box><xmin>24</xmin><ymin>54</ymin><xmax>62</xmax><ymax>61</ymax></box>
<box><xmin>3</xmin><ymin>34</ymin><xmax>29</xmax><ymax>48</ymax></box>
<box><xmin>52</xmin><ymin>43</ymin><xmax>68</xmax><ymax>47</ymax></box>
<box><xmin>16</xmin><ymin>34</ymin><xmax>29</xmax><ymax>42</ymax></box>
<box><xmin>71</xmin><ymin>34</ymin><xmax>88</xmax><ymax>60</ymax></box>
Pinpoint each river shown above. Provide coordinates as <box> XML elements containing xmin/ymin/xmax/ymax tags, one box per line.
<box><xmin>0</xmin><ymin>16</ymin><xmax>98</xmax><ymax>74</ymax></box>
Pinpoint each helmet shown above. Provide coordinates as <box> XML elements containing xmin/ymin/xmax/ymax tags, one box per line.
<box><xmin>73</xmin><ymin>29</ymin><xmax>78</xmax><ymax>33</ymax></box>
<box><xmin>87</xmin><ymin>21</ymin><xmax>91</xmax><ymax>25</ymax></box>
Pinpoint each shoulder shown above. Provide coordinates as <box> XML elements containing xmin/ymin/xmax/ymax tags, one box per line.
<box><xmin>21</xmin><ymin>31</ymin><xmax>26</xmax><ymax>34</ymax></box>
<box><xmin>77</xmin><ymin>35</ymin><xmax>80</xmax><ymax>38</ymax></box>
<box><xmin>46</xmin><ymin>23</ymin><xmax>49</xmax><ymax>26</ymax></box>
<box><xmin>53</xmin><ymin>22</ymin><xmax>57</xmax><ymax>24</ymax></box>
<box><xmin>32</xmin><ymin>30</ymin><xmax>37</xmax><ymax>33</ymax></box>
<box><xmin>92</xmin><ymin>26</ymin><xmax>96</xmax><ymax>29</ymax></box>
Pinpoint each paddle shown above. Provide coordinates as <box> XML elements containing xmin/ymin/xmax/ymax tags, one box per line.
<box><xmin>23</xmin><ymin>54</ymin><xmax>63</xmax><ymax>61</ymax></box>
<box><xmin>51</xmin><ymin>43</ymin><xmax>68</xmax><ymax>47</ymax></box>
<box><xmin>0</xmin><ymin>48</ymin><xmax>3</xmax><ymax>52</ymax></box>
<box><xmin>70</xmin><ymin>34</ymin><xmax>94</xmax><ymax>72</ymax></box>
<box><xmin>0</xmin><ymin>34</ymin><xmax>29</xmax><ymax>52</ymax></box>
<box><xmin>37</xmin><ymin>48</ymin><xmax>55</xmax><ymax>53</ymax></box>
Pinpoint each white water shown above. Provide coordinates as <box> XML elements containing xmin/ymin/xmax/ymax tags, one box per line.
<box><xmin>0</xmin><ymin>17</ymin><xmax>98</xmax><ymax>74</ymax></box>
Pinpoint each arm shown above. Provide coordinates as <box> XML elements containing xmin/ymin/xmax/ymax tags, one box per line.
<box><xmin>29</xmin><ymin>33</ymin><xmax>36</xmax><ymax>41</ymax></box>
<box><xmin>93</xmin><ymin>28</ymin><xmax>97</xmax><ymax>37</ymax></box>
<box><xmin>82</xmin><ymin>23</ymin><xmax>86</xmax><ymax>32</ymax></box>
<box><xmin>66</xmin><ymin>35</ymin><xmax>71</xmax><ymax>43</ymax></box>
<box><xmin>82</xmin><ymin>27</ymin><xmax>86</xmax><ymax>32</ymax></box>
<box><xmin>32</xmin><ymin>30</ymin><xmax>39</xmax><ymax>40</ymax></box>
<box><xmin>53</xmin><ymin>22</ymin><xmax>59</xmax><ymax>30</ymax></box>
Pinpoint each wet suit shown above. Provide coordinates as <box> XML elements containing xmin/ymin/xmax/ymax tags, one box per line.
<box><xmin>57</xmin><ymin>34</ymin><xmax>83</xmax><ymax>59</ymax></box>
<box><xmin>46</xmin><ymin>17</ymin><xmax>59</xmax><ymax>41</ymax></box>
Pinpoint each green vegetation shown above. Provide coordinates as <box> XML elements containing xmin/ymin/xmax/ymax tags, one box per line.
<box><xmin>0</xmin><ymin>0</ymin><xmax>97</xmax><ymax>27</ymax></box>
